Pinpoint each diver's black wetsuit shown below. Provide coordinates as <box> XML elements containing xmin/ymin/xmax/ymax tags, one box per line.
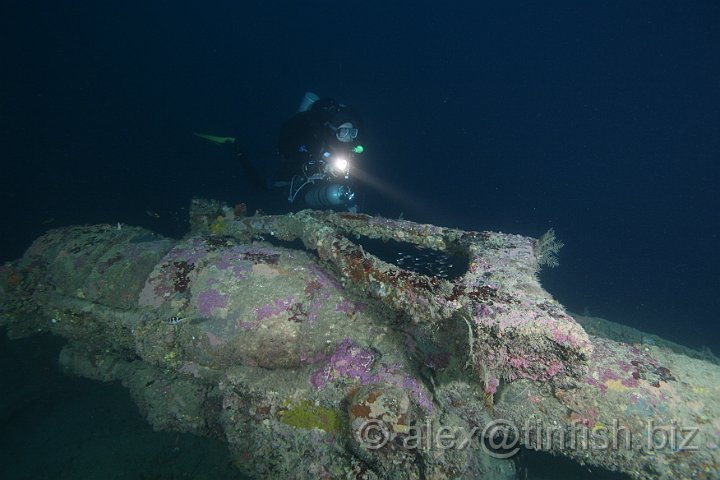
<box><xmin>276</xmin><ymin>98</ymin><xmax>363</xmax><ymax>180</ymax></box>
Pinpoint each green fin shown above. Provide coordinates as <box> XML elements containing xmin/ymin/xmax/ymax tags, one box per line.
<box><xmin>193</xmin><ymin>132</ymin><xmax>236</xmax><ymax>145</ymax></box>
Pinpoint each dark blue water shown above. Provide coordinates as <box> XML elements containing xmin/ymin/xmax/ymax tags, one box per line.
<box><xmin>4</xmin><ymin>1</ymin><xmax>718</xmax><ymax>350</ymax></box>
<box><xmin>1</xmin><ymin>1</ymin><xmax>718</xmax><ymax>477</ymax></box>
<box><xmin>0</xmin><ymin>334</ymin><xmax>240</xmax><ymax>479</ymax></box>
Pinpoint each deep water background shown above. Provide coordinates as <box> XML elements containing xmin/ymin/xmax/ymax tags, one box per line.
<box><xmin>1</xmin><ymin>1</ymin><xmax>718</xmax><ymax>478</ymax></box>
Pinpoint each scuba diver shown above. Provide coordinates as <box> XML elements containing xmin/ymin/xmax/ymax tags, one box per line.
<box><xmin>194</xmin><ymin>92</ymin><xmax>364</xmax><ymax>212</ymax></box>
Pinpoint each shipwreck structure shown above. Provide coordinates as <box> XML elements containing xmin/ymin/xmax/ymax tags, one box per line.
<box><xmin>1</xmin><ymin>199</ymin><xmax>718</xmax><ymax>479</ymax></box>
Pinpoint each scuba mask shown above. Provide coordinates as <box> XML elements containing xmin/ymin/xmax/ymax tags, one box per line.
<box><xmin>330</xmin><ymin>121</ymin><xmax>358</xmax><ymax>143</ymax></box>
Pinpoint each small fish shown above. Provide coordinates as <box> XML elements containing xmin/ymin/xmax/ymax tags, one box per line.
<box><xmin>146</xmin><ymin>210</ymin><xmax>160</xmax><ymax>219</ymax></box>
<box><xmin>165</xmin><ymin>316</ymin><xmax>210</xmax><ymax>326</ymax></box>
<box><xmin>393</xmin><ymin>247</ymin><xmax>462</xmax><ymax>279</ymax></box>
<box><xmin>166</xmin><ymin>316</ymin><xmax>185</xmax><ymax>325</ymax></box>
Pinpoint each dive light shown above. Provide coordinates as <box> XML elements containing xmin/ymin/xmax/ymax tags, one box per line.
<box><xmin>305</xmin><ymin>184</ymin><xmax>355</xmax><ymax>208</ymax></box>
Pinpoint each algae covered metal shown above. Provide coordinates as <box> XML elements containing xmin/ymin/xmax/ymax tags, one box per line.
<box><xmin>0</xmin><ymin>200</ymin><xmax>717</xmax><ymax>479</ymax></box>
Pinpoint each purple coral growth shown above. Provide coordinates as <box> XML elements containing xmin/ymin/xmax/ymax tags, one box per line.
<box><xmin>310</xmin><ymin>339</ymin><xmax>434</xmax><ymax>412</ymax></box>
<box><xmin>374</xmin><ymin>365</ymin><xmax>434</xmax><ymax>413</ymax></box>
<box><xmin>335</xmin><ymin>298</ymin><xmax>368</xmax><ymax>315</ymax></box>
<box><xmin>214</xmin><ymin>247</ymin><xmax>252</xmax><ymax>279</ymax></box>
<box><xmin>242</xmin><ymin>248</ymin><xmax>280</xmax><ymax>265</ymax></box>
<box><xmin>238</xmin><ymin>320</ymin><xmax>258</xmax><ymax>331</ymax></box>
<box><xmin>163</xmin><ymin>238</ymin><xmax>209</xmax><ymax>264</ymax></box>
<box><xmin>308</xmin><ymin>264</ymin><xmax>342</xmax><ymax>290</ymax></box>
<box><xmin>255</xmin><ymin>295</ymin><xmax>295</xmax><ymax>321</ymax></box>
<box><xmin>305</xmin><ymin>266</ymin><xmax>344</xmax><ymax>325</ymax></box>
<box><xmin>400</xmin><ymin>376</ymin><xmax>434</xmax><ymax>412</ymax></box>
<box><xmin>474</xmin><ymin>303</ymin><xmax>494</xmax><ymax>318</ymax></box>
<box><xmin>310</xmin><ymin>338</ymin><xmax>375</xmax><ymax>389</ymax></box>
<box><xmin>196</xmin><ymin>289</ymin><xmax>228</xmax><ymax>316</ymax></box>
<box><xmin>307</xmin><ymin>302</ymin><xmax>321</xmax><ymax>325</ymax></box>
<box><xmin>299</xmin><ymin>350</ymin><xmax>329</xmax><ymax>365</ymax></box>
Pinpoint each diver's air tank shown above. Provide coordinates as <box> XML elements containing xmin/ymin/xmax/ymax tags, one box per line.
<box><xmin>297</xmin><ymin>91</ymin><xmax>320</xmax><ymax>113</ymax></box>
<box><xmin>304</xmin><ymin>184</ymin><xmax>352</xmax><ymax>208</ymax></box>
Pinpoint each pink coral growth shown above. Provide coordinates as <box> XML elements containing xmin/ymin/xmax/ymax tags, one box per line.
<box><xmin>484</xmin><ymin>377</ymin><xmax>500</xmax><ymax>395</ymax></box>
